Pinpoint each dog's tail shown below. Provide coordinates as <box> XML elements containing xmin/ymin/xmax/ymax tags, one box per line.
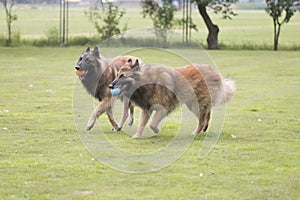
<box><xmin>220</xmin><ymin>77</ymin><xmax>236</xmax><ymax>104</ymax></box>
<box><xmin>213</xmin><ymin>77</ymin><xmax>236</xmax><ymax>106</ymax></box>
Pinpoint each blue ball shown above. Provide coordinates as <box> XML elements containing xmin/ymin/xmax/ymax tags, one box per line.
<box><xmin>110</xmin><ymin>88</ymin><xmax>121</xmax><ymax>96</ymax></box>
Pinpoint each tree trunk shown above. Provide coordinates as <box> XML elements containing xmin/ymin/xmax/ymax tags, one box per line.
<box><xmin>274</xmin><ymin>34</ymin><xmax>278</xmax><ymax>51</ymax></box>
<box><xmin>197</xmin><ymin>3</ymin><xmax>219</xmax><ymax>49</ymax></box>
<box><xmin>273</xmin><ymin>18</ymin><xmax>282</xmax><ymax>51</ymax></box>
<box><xmin>6</xmin><ymin>18</ymin><xmax>12</xmax><ymax>46</ymax></box>
<box><xmin>3</xmin><ymin>0</ymin><xmax>12</xmax><ymax>46</ymax></box>
<box><xmin>273</xmin><ymin>18</ymin><xmax>278</xmax><ymax>51</ymax></box>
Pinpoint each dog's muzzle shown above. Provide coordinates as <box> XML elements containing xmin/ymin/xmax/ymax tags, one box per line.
<box><xmin>109</xmin><ymin>80</ymin><xmax>122</xmax><ymax>96</ymax></box>
<box><xmin>109</xmin><ymin>79</ymin><xmax>118</xmax><ymax>89</ymax></box>
<box><xmin>108</xmin><ymin>84</ymin><xmax>114</xmax><ymax>89</ymax></box>
<box><xmin>75</xmin><ymin>65</ymin><xmax>87</xmax><ymax>79</ymax></box>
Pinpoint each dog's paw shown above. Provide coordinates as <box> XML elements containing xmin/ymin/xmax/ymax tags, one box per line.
<box><xmin>150</xmin><ymin>125</ymin><xmax>160</xmax><ymax>133</ymax></box>
<box><xmin>127</xmin><ymin>117</ymin><xmax>134</xmax><ymax>127</ymax></box>
<box><xmin>86</xmin><ymin>125</ymin><xmax>93</xmax><ymax>131</ymax></box>
<box><xmin>131</xmin><ymin>134</ymin><xmax>142</xmax><ymax>139</ymax></box>
<box><xmin>112</xmin><ymin>126</ymin><xmax>122</xmax><ymax>132</ymax></box>
<box><xmin>86</xmin><ymin>118</ymin><xmax>96</xmax><ymax>131</ymax></box>
<box><xmin>191</xmin><ymin>130</ymin><xmax>199</xmax><ymax>136</ymax></box>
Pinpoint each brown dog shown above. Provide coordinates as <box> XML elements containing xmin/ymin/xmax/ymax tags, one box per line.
<box><xmin>109</xmin><ymin>59</ymin><xmax>235</xmax><ymax>138</ymax></box>
<box><xmin>75</xmin><ymin>46</ymin><xmax>143</xmax><ymax>131</ymax></box>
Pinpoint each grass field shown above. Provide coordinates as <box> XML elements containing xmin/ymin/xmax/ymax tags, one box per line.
<box><xmin>0</xmin><ymin>5</ymin><xmax>300</xmax><ymax>48</ymax></box>
<box><xmin>0</xmin><ymin>46</ymin><xmax>299</xmax><ymax>199</ymax></box>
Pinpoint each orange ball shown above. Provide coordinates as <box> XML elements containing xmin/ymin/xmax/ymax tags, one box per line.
<box><xmin>75</xmin><ymin>69</ymin><xmax>85</xmax><ymax>76</ymax></box>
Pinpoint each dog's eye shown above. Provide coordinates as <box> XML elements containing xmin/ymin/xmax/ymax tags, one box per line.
<box><xmin>85</xmin><ymin>58</ymin><xmax>91</xmax><ymax>64</ymax></box>
<box><xmin>77</xmin><ymin>56</ymin><xmax>83</xmax><ymax>64</ymax></box>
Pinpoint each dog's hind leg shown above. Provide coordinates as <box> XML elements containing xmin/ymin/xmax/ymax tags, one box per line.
<box><xmin>191</xmin><ymin>112</ymin><xmax>205</xmax><ymax>136</ymax></box>
<box><xmin>132</xmin><ymin>109</ymin><xmax>151</xmax><ymax>139</ymax></box>
<box><xmin>192</xmin><ymin>108</ymin><xmax>211</xmax><ymax>136</ymax></box>
<box><xmin>202</xmin><ymin>111</ymin><xmax>211</xmax><ymax>132</ymax></box>
<box><xmin>186</xmin><ymin>101</ymin><xmax>210</xmax><ymax>135</ymax></box>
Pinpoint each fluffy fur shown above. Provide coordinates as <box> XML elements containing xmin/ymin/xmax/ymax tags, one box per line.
<box><xmin>109</xmin><ymin>59</ymin><xmax>236</xmax><ymax>138</ymax></box>
<box><xmin>75</xmin><ymin>46</ymin><xmax>143</xmax><ymax>131</ymax></box>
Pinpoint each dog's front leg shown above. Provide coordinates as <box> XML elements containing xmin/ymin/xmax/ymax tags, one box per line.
<box><xmin>106</xmin><ymin>108</ymin><xmax>120</xmax><ymax>132</ymax></box>
<box><xmin>117</xmin><ymin>97</ymin><xmax>130</xmax><ymax>130</ymax></box>
<box><xmin>132</xmin><ymin>109</ymin><xmax>151</xmax><ymax>139</ymax></box>
<box><xmin>86</xmin><ymin>99</ymin><xmax>118</xmax><ymax>131</ymax></box>
<box><xmin>127</xmin><ymin>101</ymin><xmax>134</xmax><ymax>127</ymax></box>
<box><xmin>150</xmin><ymin>108</ymin><xmax>168</xmax><ymax>133</ymax></box>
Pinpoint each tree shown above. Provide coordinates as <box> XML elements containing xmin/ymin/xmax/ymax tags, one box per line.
<box><xmin>1</xmin><ymin>0</ymin><xmax>18</xmax><ymax>46</ymax></box>
<box><xmin>142</xmin><ymin>0</ymin><xmax>198</xmax><ymax>45</ymax></box>
<box><xmin>142</xmin><ymin>0</ymin><xmax>177</xmax><ymax>44</ymax></box>
<box><xmin>85</xmin><ymin>2</ymin><xmax>126</xmax><ymax>41</ymax></box>
<box><xmin>192</xmin><ymin>0</ymin><xmax>238</xmax><ymax>49</ymax></box>
<box><xmin>265</xmin><ymin>0</ymin><xmax>296</xmax><ymax>51</ymax></box>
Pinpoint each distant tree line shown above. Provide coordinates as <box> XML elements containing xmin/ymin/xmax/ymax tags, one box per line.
<box><xmin>14</xmin><ymin>0</ymin><xmax>58</xmax><ymax>4</ymax></box>
<box><xmin>1</xmin><ymin>0</ymin><xmax>299</xmax><ymax>50</ymax></box>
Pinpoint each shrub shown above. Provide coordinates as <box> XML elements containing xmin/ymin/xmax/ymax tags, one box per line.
<box><xmin>11</xmin><ymin>32</ymin><xmax>21</xmax><ymax>46</ymax></box>
<box><xmin>85</xmin><ymin>2</ymin><xmax>127</xmax><ymax>41</ymax></box>
<box><xmin>45</xmin><ymin>27</ymin><xmax>59</xmax><ymax>46</ymax></box>
<box><xmin>68</xmin><ymin>35</ymin><xmax>100</xmax><ymax>46</ymax></box>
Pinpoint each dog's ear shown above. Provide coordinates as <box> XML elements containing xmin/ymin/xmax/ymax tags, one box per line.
<box><xmin>133</xmin><ymin>59</ymin><xmax>139</xmax><ymax>68</ymax></box>
<box><xmin>86</xmin><ymin>46</ymin><xmax>90</xmax><ymax>52</ymax></box>
<box><xmin>127</xmin><ymin>58</ymin><xmax>133</xmax><ymax>65</ymax></box>
<box><xmin>93</xmin><ymin>46</ymin><xmax>100</xmax><ymax>58</ymax></box>
<box><xmin>131</xmin><ymin>59</ymin><xmax>140</xmax><ymax>71</ymax></box>
<box><xmin>127</xmin><ymin>58</ymin><xmax>137</xmax><ymax>69</ymax></box>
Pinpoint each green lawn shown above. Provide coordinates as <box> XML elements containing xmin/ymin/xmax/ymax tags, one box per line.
<box><xmin>0</xmin><ymin>46</ymin><xmax>299</xmax><ymax>199</ymax></box>
<box><xmin>0</xmin><ymin>5</ymin><xmax>300</xmax><ymax>48</ymax></box>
